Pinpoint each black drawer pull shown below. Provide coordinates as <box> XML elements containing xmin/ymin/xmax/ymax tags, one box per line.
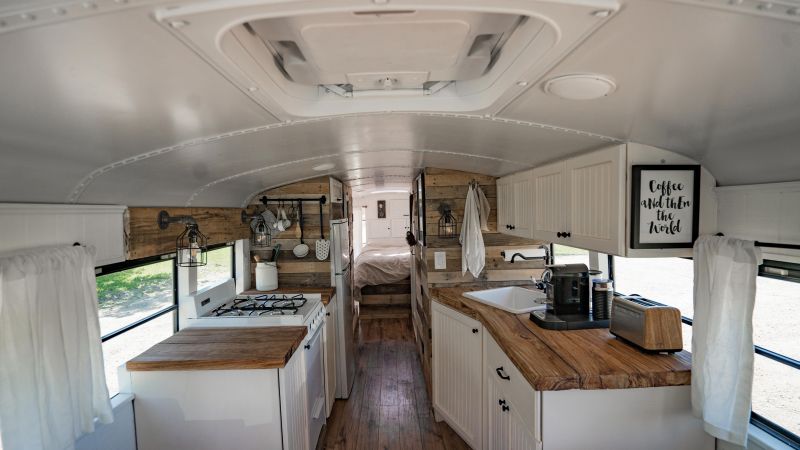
<box><xmin>502</xmin><ymin>404</ymin><xmax>510</xmax><ymax>412</ymax></box>
<box><xmin>564</xmin><ymin>231</ymin><xmax>571</xmax><ymax>238</ymax></box>
<box><xmin>326</xmin><ymin>312</ymin><xmax>330</xmax><ymax>316</ymax></box>
<box><xmin>496</xmin><ymin>366</ymin><xmax>510</xmax><ymax>380</ymax></box>
<box><xmin>304</xmin><ymin>344</ymin><xmax>310</xmax><ymax>350</ymax></box>
<box><xmin>472</xmin><ymin>328</ymin><xmax>479</xmax><ymax>334</ymax></box>
<box><xmin>498</xmin><ymin>399</ymin><xmax>507</xmax><ymax>406</ymax></box>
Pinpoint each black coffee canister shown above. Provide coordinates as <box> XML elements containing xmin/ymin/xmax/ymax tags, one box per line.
<box><xmin>591</xmin><ymin>279</ymin><xmax>614</xmax><ymax>320</ymax></box>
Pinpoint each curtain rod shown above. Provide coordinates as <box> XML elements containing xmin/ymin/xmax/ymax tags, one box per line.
<box><xmin>715</xmin><ymin>233</ymin><xmax>800</xmax><ymax>251</ymax></box>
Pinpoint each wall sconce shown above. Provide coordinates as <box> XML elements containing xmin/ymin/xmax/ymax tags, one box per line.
<box><xmin>158</xmin><ymin>211</ymin><xmax>208</xmax><ymax>267</ymax></box>
<box><xmin>242</xmin><ymin>210</ymin><xmax>271</xmax><ymax>248</ymax></box>
<box><xmin>438</xmin><ymin>204</ymin><xmax>458</xmax><ymax>238</ymax></box>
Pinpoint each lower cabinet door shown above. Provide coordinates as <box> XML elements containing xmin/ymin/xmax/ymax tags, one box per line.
<box><xmin>432</xmin><ymin>301</ymin><xmax>483</xmax><ymax>449</ymax></box>
<box><xmin>323</xmin><ymin>302</ymin><xmax>337</xmax><ymax>418</ymax></box>
<box><xmin>506</xmin><ymin>397</ymin><xmax>541</xmax><ymax>450</ymax></box>
<box><xmin>279</xmin><ymin>351</ymin><xmax>309</xmax><ymax>450</ymax></box>
<box><xmin>485</xmin><ymin>367</ymin><xmax>510</xmax><ymax>450</ymax></box>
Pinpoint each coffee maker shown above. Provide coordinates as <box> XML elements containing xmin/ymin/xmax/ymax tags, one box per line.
<box><xmin>530</xmin><ymin>263</ymin><xmax>610</xmax><ymax>330</ymax></box>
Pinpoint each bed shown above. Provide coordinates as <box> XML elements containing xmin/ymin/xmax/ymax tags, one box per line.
<box><xmin>353</xmin><ymin>244</ymin><xmax>412</xmax><ymax>307</ymax></box>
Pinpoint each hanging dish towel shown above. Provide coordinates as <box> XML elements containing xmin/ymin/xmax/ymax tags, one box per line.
<box><xmin>0</xmin><ymin>245</ymin><xmax>113</xmax><ymax>450</ymax></box>
<box><xmin>460</xmin><ymin>185</ymin><xmax>485</xmax><ymax>278</ymax></box>
<box><xmin>475</xmin><ymin>184</ymin><xmax>491</xmax><ymax>232</ymax></box>
<box><xmin>691</xmin><ymin>235</ymin><xmax>762</xmax><ymax>446</ymax></box>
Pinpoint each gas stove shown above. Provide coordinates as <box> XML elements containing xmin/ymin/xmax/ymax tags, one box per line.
<box><xmin>179</xmin><ymin>279</ymin><xmax>324</xmax><ymax>330</ymax></box>
<box><xmin>208</xmin><ymin>294</ymin><xmax>308</xmax><ymax>317</ymax></box>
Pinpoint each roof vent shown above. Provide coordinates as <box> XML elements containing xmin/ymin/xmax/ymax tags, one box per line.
<box><xmin>543</xmin><ymin>74</ymin><xmax>617</xmax><ymax>100</ymax></box>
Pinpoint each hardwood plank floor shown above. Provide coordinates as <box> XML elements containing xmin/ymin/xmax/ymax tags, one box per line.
<box><xmin>319</xmin><ymin>318</ymin><xmax>470</xmax><ymax>450</ymax></box>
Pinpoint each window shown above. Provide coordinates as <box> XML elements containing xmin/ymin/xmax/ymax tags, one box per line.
<box><xmin>96</xmin><ymin>258</ymin><xmax>177</xmax><ymax>397</ymax></box>
<box><xmin>197</xmin><ymin>245</ymin><xmax>234</xmax><ymax>291</ymax></box>
<box><xmin>613</xmin><ymin>256</ymin><xmax>800</xmax><ymax>444</ymax></box>
<box><xmin>553</xmin><ymin>244</ymin><xmax>590</xmax><ymax>266</ymax></box>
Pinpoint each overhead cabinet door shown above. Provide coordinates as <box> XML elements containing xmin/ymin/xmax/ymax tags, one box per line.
<box><xmin>497</xmin><ymin>175</ymin><xmax>513</xmax><ymax>234</ymax></box>
<box><xmin>511</xmin><ymin>171</ymin><xmax>535</xmax><ymax>239</ymax></box>
<box><xmin>532</xmin><ymin>161</ymin><xmax>568</xmax><ymax>243</ymax></box>
<box><xmin>566</xmin><ymin>145</ymin><xmax>626</xmax><ymax>255</ymax></box>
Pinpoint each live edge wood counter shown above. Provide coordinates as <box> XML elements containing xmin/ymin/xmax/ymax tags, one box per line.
<box><xmin>431</xmin><ymin>287</ymin><xmax>692</xmax><ymax>391</ymax></box>
<box><xmin>126</xmin><ymin>326</ymin><xmax>307</xmax><ymax>371</ymax></box>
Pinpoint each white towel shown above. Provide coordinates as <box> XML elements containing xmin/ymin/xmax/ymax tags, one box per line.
<box><xmin>475</xmin><ymin>185</ymin><xmax>491</xmax><ymax>232</ymax></box>
<box><xmin>0</xmin><ymin>245</ymin><xmax>113</xmax><ymax>450</ymax></box>
<box><xmin>460</xmin><ymin>185</ymin><xmax>485</xmax><ymax>278</ymax></box>
<box><xmin>691</xmin><ymin>235</ymin><xmax>761</xmax><ymax>446</ymax></box>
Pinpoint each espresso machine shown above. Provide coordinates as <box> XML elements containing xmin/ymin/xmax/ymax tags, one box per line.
<box><xmin>530</xmin><ymin>263</ymin><xmax>610</xmax><ymax>330</ymax></box>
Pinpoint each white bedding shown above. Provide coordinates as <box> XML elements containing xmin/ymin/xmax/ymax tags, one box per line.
<box><xmin>353</xmin><ymin>244</ymin><xmax>411</xmax><ymax>294</ymax></box>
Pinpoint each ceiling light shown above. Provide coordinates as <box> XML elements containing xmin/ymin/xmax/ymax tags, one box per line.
<box><xmin>313</xmin><ymin>163</ymin><xmax>335</xmax><ymax>171</ymax></box>
<box><xmin>516</xmin><ymin>81</ymin><xmax>529</xmax><ymax>87</ymax></box>
<box><xmin>543</xmin><ymin>74</ymin><xmax>616</xmax><ymax>100</ymax></box>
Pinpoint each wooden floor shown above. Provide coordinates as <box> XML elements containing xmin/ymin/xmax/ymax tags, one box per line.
<box><xmin>319</xmin><ymin>318</ymin><xmax>469</xmax><ymax>450</ymax></box>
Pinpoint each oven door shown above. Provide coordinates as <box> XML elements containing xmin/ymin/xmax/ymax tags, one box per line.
<box><xmin>304</xmin><ymin>323</ymin><xmax>326</xmax><ymax>449</ymax></box>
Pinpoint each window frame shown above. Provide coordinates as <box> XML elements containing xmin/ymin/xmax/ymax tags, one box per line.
<box><xmin>96</xmin><ymin>253</ymin><xmax>179</xmax><ymax>342</ymax></box>
<box><xmin>609</xmin><ymin>254</ymin><xmax>800</xmax><ymax>447</ymax></box>
<box><xmin>196</xmin><ymin>243</ymin><xmax>236</xmax><ymax>291</ymax></box>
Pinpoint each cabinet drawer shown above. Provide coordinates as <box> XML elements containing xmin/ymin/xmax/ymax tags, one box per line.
<box><xmin>484</xmin><ymin>333</ymin><xmax>540</xmax><ymax>434</ymax></box>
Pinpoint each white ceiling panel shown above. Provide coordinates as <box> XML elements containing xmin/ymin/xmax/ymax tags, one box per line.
<box><xmin>501</xmin><ymin>0</ymin><xmax>800</xmax><ymax>185</ymax></box>
<box><xmin>76</xmin><ymin>113</ymin><xmax>614</xmax><ymax>206</ymax></box>
<box><xmin>0</xmin><ymin>6</ymin><xmax>276</xmax><ymax>203</ymax></box>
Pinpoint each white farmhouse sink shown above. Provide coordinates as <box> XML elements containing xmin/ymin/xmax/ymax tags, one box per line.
<box><xmin>462</xmin><ymin>287</ymin><xmax>548</xmax><ymax>314</ymax></box>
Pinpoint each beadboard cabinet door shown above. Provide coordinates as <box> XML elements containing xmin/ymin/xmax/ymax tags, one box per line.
<box><xmin>432</xmin><ymin>301</ymin><xmax>484</xmax><ymax>450</ymax></box>
<box><xmin>511</xmin><ymin>171</ymin><xmax>535</xmax><ymax>239</ymax></box>
<box><xmin>532</xmin><ymin>161</ymin><xmax>568</xmax><ymax>244</ymax></box>
<box><xmin>566</xmin><ymin>145</ymin><xmax>626</xmax><ymax>255</ymax></box>
<box><xmin>497</xmin><ymin>175</ymin><xmax>514</xmax><ymax>235</ymax></box>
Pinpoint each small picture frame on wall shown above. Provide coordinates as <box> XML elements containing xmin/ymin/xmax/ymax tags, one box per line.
<box><xmin>377</xmin><ymin>200</ymin><xmax>386</xmax><ymax>219</ymax></box>
<box><xmin>631</xmin><ymin>165</ymin><xmax>701</xmax><ymax>249</ymax></box>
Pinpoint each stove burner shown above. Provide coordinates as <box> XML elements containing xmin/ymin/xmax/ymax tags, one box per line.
<box><xmin>209</xmin><ymin>293</ymin><xmax>307</xmax><ymax>317</ymax></box>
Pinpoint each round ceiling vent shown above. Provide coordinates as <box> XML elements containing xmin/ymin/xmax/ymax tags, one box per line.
<box><xmin>543</xmin><ymin>74</ymin><xmax>616</xmax><ymax>100</ymax></box>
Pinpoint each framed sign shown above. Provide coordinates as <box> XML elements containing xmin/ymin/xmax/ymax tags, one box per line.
<box><xmin>631</xmin><ymin>165</ymin><xmax>701</xmax><ymax>249</ymax></box>
<box><xmin>377</xmin><ymin>200</ymin><xmax>386</xmax><ymax>218</ymax></box>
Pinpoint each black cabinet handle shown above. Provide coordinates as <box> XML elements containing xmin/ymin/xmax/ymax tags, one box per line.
<box><xmin>564</xmin><ymin>231</ymin><xmax>571</xmax><ymax>238</ymax></box>
<box><xmin>505</xmin><ymin>225</ymin><xmax>510</xmax><ymax>230</ymax></box>
<box><xmin>498</xmin><ymin>399</ymin><xmax>507</xmax><ymax>406</ymax></box>
<box><xmin>496</xmin><ymin>366</ymin><xmax>511</xmax><ymax>380</ymax></box>
<box><xmin>326</xmin><ymin>312</ymin><xmax>330</xmax><ymax>316</ymax></box>
<box><xmin>502</xmin><ymin>405</ymin><xmax>510</xmax><ymax>412</ymax></box>
<box><xmin>304</xmin><ymin>344</ymin><xmax>310</xmax><ymax>350</ymax></box>
<box><xmin>556</xmin><ymin>231</ymin><xmax>563</xmax><ymax>238</ymax></box>
<box><xmin>472</xmin><ymin>328</ymin><xmax>479</xmax><ymax>334</ymax></box>
<box><xmin>510</xmin><ymin>225</ymin><xmax>516</xmax><ymax>230</ymax></box>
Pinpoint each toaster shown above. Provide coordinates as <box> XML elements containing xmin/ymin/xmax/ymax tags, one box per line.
<box><xmin>609</xmin><ymin>296</ymin><xmax>683</xmax><ymax>353</ymax></box>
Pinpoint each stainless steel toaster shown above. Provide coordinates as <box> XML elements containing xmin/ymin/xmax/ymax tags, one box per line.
<box><xmin>609</xmin><ymin>296</ymin><xmax>683</xmax><ymax>353</ymax></box>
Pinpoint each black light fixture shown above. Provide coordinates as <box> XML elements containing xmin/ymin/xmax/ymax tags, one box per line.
<box><xmin>158</xmin><ymin>211</ymin><xmax>208</xmax><ymax>267</ymax></box>
<box><xmin>437</xmin><ymin>203</ymin><xmax>458</xmax><ymax>238</ymax></box>
<box><xmin>241</xmin><ymin>210</ymin><xmax>271</xmax><ymax>248</ymax></box>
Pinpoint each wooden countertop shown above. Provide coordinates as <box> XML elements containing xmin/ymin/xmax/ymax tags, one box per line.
<box><xmin>126</xmin><ymin>326</ymin><xmax>307</xmax><ymax>371</ymax></box>
<box><xmin>431</xmin><ymin>287</ymin><xmax>692</xmax><ymax>391</ymax></box>
<box><xmin>242</xmin><ymin>285</ymin><xmax>336</xmax><ymax>305</ymax></box>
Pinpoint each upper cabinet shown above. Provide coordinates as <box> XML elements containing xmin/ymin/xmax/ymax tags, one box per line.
<box><xmin>497</xmin><ymin>170</ymin><xmax>535</xmax><ymax>239</ymax></box>
<box><xmin>532</xmin><ymin>145</ymin><xmax>625</xmax><ymax>255</ymax></box>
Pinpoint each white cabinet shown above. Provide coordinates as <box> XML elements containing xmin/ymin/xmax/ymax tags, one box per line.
<box><xmin>323</xmin><ymin>299</ymin><xmax>337</xmax><ymax>418</ymax></box>
<box><xmin>483</xmin><ymin>333</ymin><xmax>541</xmax><ymax>450</ymax></box>
<box><xmin>497</xmin><ymin>170</ymin><xmax>535</xmax><ymax>239</ymax></box>
<box><xmin>533</xmin><ymin>145</ymin><xmax>626</xmax><ymax>255</ymax></box>
<box><xmin>432</xmin><ymin>302</ymin><xmax>484</xmax><ymax>449</ymax></box>
<box><xmin>279</xmin><ymin>349</ymin><xmax>310</xmax><ymax>450</ymax></box>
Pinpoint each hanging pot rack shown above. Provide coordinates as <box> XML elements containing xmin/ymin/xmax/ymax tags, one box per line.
<box><xmin>259</xmin><ymin>195</ymin><xmax>327</xmax><ymax>243</ymax></box>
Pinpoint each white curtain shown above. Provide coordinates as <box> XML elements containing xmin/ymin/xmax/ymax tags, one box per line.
<box><xmin>0</xmin><ymin>245</ymin><xmax>113</xmax><ymax>450</ymax></box>
<box><xmin>691</xmin><ymin>235</ymin><xmax>761</xmax><ymax>446</ymax></box>
<box><xmin>460</xmin><ymin>185</ymin><xmax>485</xmax><ymax>278</ymax></box>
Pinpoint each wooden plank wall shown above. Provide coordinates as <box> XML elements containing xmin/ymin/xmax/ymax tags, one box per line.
<box><xmin>126</xmin><ymin>207</ymin><xmax>250</xmax><ymax>260</ymax></box>
<box><xmin>248</xmin><ymin>176</ymin><xmax>334</xmax><ymax>287</ymax></box>
<box><xmin>411</xmin><ymin>167</ymin><xmax>545</xmax><ymax>394</ymax></box>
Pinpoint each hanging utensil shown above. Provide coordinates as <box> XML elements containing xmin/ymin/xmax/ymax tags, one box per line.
<box><xmin>315</xmin><ymin>199</ymin><xmax>330</xmax><ymax>260</ymax></box>
<box><xmin>293</xmin><ymin>201</ymin><xmax>309</xmax><ymax>258</ymax></box>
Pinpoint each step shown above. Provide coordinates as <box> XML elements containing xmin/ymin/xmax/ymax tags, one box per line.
<box><xmin>359</xmin><ymin>305</ymin><xmax>411</xmax><ymax>320</ymax></box>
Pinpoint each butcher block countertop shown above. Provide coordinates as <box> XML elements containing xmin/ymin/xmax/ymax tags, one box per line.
<box><xmin>126</xmin><ymin>326</ymin><xmax>307</xmax><ymax>371</ymax></box>
<box><xmin>242</xmin><ymin>285</ymin><xmax>336</xmax><ymax>305</ymax></box>
<box><xmin>431</xmin><ymin>287</ymin><xmax>692</xmax><ymax>391</ymax></box>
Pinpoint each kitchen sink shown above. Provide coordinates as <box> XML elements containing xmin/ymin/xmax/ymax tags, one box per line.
<box><xmin>462</xmin><ymin>286</ymin><xmax>548</xmax><ymax>314</ymax></box>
